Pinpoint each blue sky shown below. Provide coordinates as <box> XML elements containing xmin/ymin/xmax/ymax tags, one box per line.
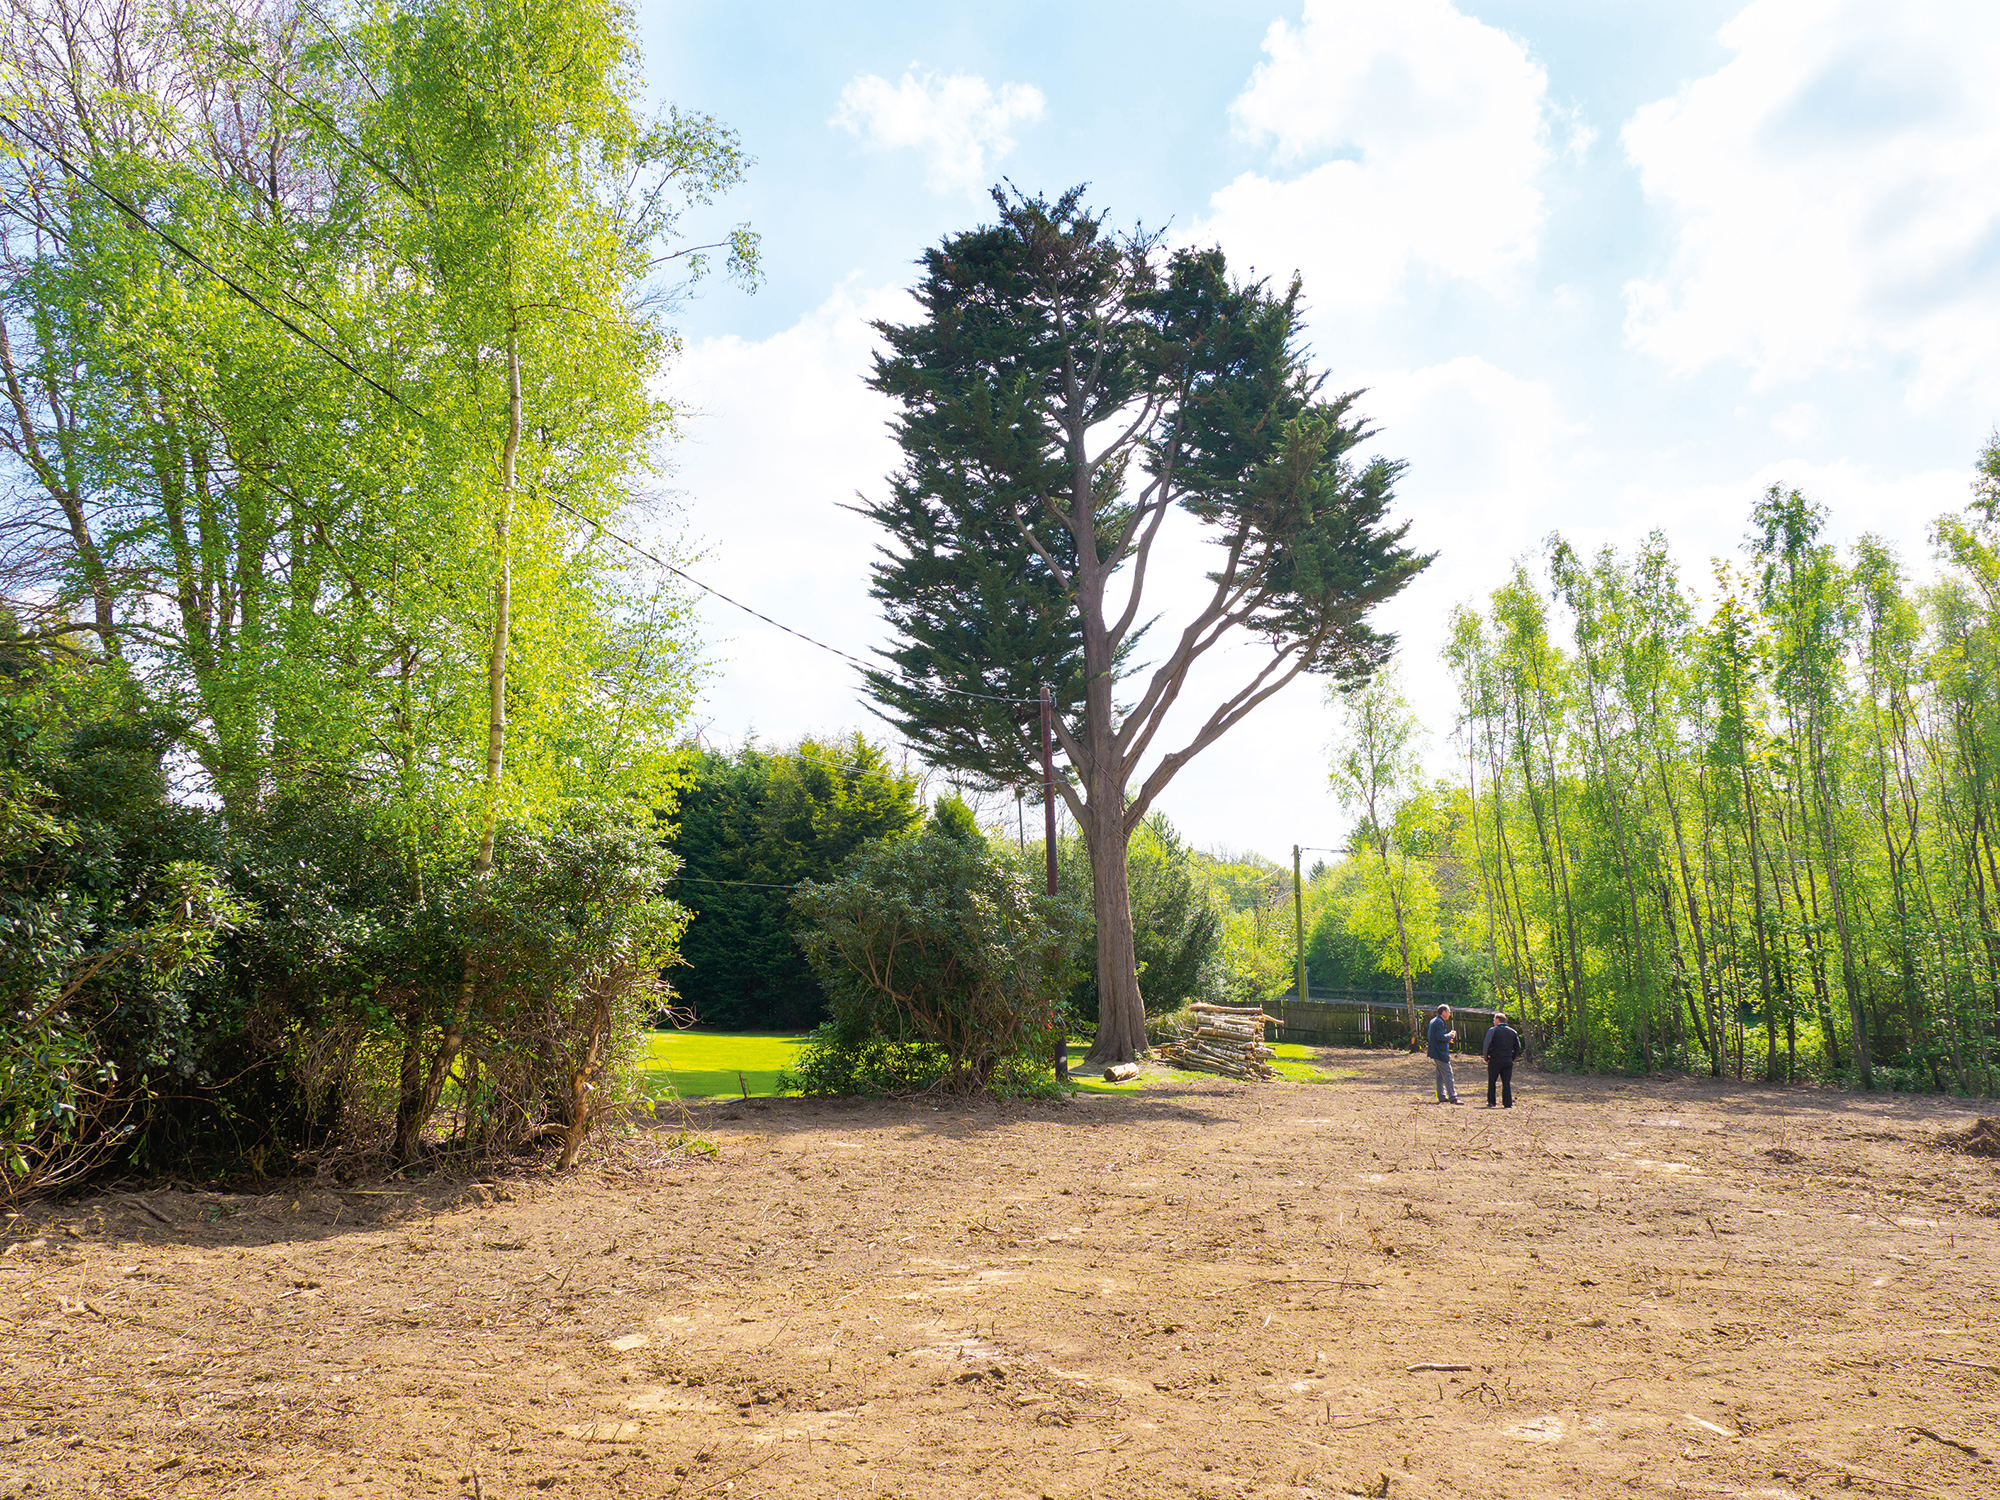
<box><xmin>633</xmin><ymin>0</ymin><xmax>2000</xmax><ymax>860</ymax></box>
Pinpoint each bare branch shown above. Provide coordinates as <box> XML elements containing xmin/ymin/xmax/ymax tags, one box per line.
<box><xmin>1008</xmin><ymin>498</ymin><xmax>1070</xmax><ymax>593</ymax></box>
<box><xmin>1123</xmin><ymin>640</ymin><xmax>1317</xmax><ymax>834</ymax></box>
<box><xmin>1112</xmin><ymin>533</ymin><xmax>1252</xmax><ymax>760</ymax></box>
<box><xmin>1106</xmin><ymin>486</ymin><xmax>1176</xmax><ymax>651</ymax></box>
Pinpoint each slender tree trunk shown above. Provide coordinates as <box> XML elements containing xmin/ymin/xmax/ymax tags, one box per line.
<box><xmin>1657</xmin><ymin>755</ymin><xmax>1717</xmax><ymax>1074</ymax></box>
<box><xmin>1573</xmin><ymin>632</ymin><xmax>1650</xmax><ymax>1068</ymax></box>
<box><xmin>1778</xmin><ymin>782</ymin><xmax>1842</xmax><ymax>1070</ymax></box>
<box><xmin>399</xmin><ymin>319</ymin><xmax>523</xmax><ymax>1163</ymax></box>
<box><xmin>1484</xmin><ymin>708</ymin><xmax>1541</xmax><ymax>1028</ymax></box>
<box><xmin>0</xmin><ymin>318</ymin><xmax>120</xmax><ymax>654</ymax></box>
<box><xmin>474</xmin><ymin>319</ymin><xmax>523</xmax><ymax>878</ymax></box>
<box><xmin>1515</xmin><ymin>714</ymin><xmax>1579</xmax><ymax>1056</ymax></box>
<box><xmin>1466</xmin><ymin>733</ymin><xmax>1505</xmax><ymax>1005</ymax></box>
<box><xmin>1382</xmin><ymin>846</ymin><xmax>1418</xmax><ymax>1046</ymax></box>
<box><xmin>1811</xmin><ymin>716</ymin><xmax>1871</xmax><ymax>1088</ymax></box>
<box><xmin>1533</xmin><ymin>708</ymin><xmax>1588</xmax><ymax>1064</ymax></box>
<box><xmin>1659</xmin><ymin>877</ymin><xmax>1709</xmax><ymax>1059</ymax></box>
<box><xmin>1735</xmin><ymin>752</ymin><xmax>1777</xmax><ymax>1081</ymax></box>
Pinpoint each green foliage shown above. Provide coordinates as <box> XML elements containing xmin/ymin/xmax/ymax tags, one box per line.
<box><xmin>929</xmin><ymin>794</ymin><xmax>983</xmax><ymax>844</ymax></box>
<box><xmin>461</xmin><ymin>813</ymin><xmax>689</xmax><ymax>1163</ymax></box>
<box><xmin>0</xmin><ymin>652</ymin><xmax>248</xmax><ymax>1200</ymax></box>
<box><xmin>778</xmin><ymin>1026</ymin><xmax>959</xmax><ymax>1099</ymax></box>
<box><xmin>226</xmin><ymin>793</ymin><xmax>686</xmax><ymax>1165</ymax></box>
<box><xmin>1444</xmin><ymin>472</ymin><xmax>2000</xmax><ymax>1092</ymax></box>
<box><xmin>790</xmin><ymin>826</ymin><xmax>1085</xmax><ymax>1094</ymax></box>
<box><xmin>0</xmin><ymin>1</ymin><xmax>746</xmax><ymax>1185</ymax></box>
<box><xmin>671</xmin><ymin>737</ymin><xmax>922</xmax><ymax>1029</ymax></box>
<box><xmin>1202</xmin><ymin>850</ymin><xmax>1296</xmax><ymax>1004</ymax></box>
<box><xmin>1301</xmin><ymin>857</ymin><xmax>1481</xmax><ymax>998</ymax></box>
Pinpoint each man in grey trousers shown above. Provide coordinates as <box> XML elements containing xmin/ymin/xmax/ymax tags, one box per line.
<box><xmin>1427</xmin><ymin>1004</ymin><xmax>1460</xmax><ymax>1104</ymax></box>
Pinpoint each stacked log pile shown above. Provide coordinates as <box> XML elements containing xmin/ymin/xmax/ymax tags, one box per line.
<box><xmin>1156</xmin><ymin>1003</ymin><xmax>1281</xmax><ymax>1080</ymax></box>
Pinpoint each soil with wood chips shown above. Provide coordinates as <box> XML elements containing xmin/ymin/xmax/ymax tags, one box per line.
<box><xmin>2</xmin><ymin>1053</ymin><xmax>1996</xmax><ymax>1499</ymax></box>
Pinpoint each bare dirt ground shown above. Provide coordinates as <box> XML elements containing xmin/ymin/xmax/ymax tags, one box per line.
<box><xmin>3</xmin><ymin>1053</ymin><xmax>1997</xmax><ymax>1500</ymax></box>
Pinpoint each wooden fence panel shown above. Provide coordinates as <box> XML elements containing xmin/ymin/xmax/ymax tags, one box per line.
<box><xmin>1270</xmin><ymin>993</ymin><xmax>1498</xmax><ymax>1052</ymax></box>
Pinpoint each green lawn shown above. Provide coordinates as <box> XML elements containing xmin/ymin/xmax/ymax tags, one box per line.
<box><xmin>642</xmin><ymin>1030</ymin><xmax>1346</xmax><ymax>1098</ymax></box>
<box><xmin>639</xmin><ymin>1030</ymin><xmax>809</xmax><ymax>1099</ymax></box>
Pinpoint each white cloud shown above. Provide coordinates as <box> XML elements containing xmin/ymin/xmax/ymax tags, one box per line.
<box><xmin>1771</xmin><ymin>401</ymin><xmax>1824</xmax><ymax>446</ymax></box>
<box><xmin>1192</xmin><ymin>0</ymin><xmax>1556</xmax><ymax>309</ymax></box>
<box><xmin>656</xmin><ymin>279</ymin><xmax>913</xmax><ymax>743</ymax></box>
<box><xmin>1622</xmin><ymin>0</ymin><xmax>2000</xmax><ymax>407</ymax></box>
<box><xmin>831</xmin><ymin>69</ymin><xmax>1045</xmax><ymax>195</ymax></box>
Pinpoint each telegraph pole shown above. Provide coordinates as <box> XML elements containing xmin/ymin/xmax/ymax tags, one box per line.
<box><xmin>1293</xmin><ymin>843</ymin><xmax>1306</xmax><ymax>1003</ymax></box>
<box><xmin>1043</xmin><ymin>686</ymin><xmax>1067</xmax><ymax>1081</ymax></box>
<box><xmin>1041</xmin><ymin>687</ymin><xmax>1057</xmax><ymax>899</ymax></box>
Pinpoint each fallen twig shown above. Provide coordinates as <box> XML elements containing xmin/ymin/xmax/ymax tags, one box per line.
<box><xmin>1253</xmin><ymin>1277</ymin><xmax>1380</xmax><ymax>1288</ymax></box>
<box><xmin>116</xmin><ymin>1194</ymin><xmax>174</xmax><ymax>1226</ymax></box>
<box><xmin>1405</xmin><ymin>1363</ymin><xmax>1472</xmax><ymax>1373</ymax></box>
<box><xmin>1925</xmin><ymin>1355</ymin><xmax>1999</xmax><ymax>1375</ymax></box>
<box><xmin>1902</xmin><ymin>1425</ymin><xmax>1983</xmax><ymax>1459</ymax></box>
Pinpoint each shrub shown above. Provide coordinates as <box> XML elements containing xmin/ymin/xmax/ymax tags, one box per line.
<box><xmin>465</xmin><ymin>813</ymin><xmax>688</xmax><ymax>1167</ymax></box>
<box><xmin>240</xmin><ymin>799</ymin><xmax>687</xmax><ymax>1170</ymax></box>
<box><xmin>928</xmin><ymin>793</ymin><xmax>982</xmax><ymax>843</ymax></box>
<box><xmin>790</xmin><ymin>826</ymin><xmax>1083</xmax><ymax>1094</ymax></box>
<box><xmin>1</xmin><ymin>678</ymin><xmax>248</xmax><ymax>1204</ymax></box>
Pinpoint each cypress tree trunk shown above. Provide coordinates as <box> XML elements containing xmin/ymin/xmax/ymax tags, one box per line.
<box><xmin>1085</xmin><ymin>795</ymin><xmax>1145</xmax><ymax>1064</ymax></box>
<box><xmin>1073</xmin><ymin>377</ymin><xmax>1147</xmax><ymax>1067</ymax></box>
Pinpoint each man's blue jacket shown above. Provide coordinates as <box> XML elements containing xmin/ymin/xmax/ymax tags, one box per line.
<box><xmin>1426</xmin><ymin>1014</ymin><xmax>1452</xmax><ymax>1060</ymax></box>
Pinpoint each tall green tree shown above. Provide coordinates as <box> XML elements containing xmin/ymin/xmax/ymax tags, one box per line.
<box><xmin>1330</xmin><ymin>666</ymin><xmax>1433</xmax><ymax>1044</ymax></box>
<box><xmin>0</xmin><ymin>0</ymin><xmax>758</xmax><ymax>1164</ymax></box>
<box><xmin>863</xmin><ymin>187</ymin><xmax>1429</xmax><ymax>1064</ymax></box>
<box><xmin>670</xmin><ymin>736</ymin><xmax>923</xmax><ymax>1029</ymax></box>
<box><xmin>1752</xmin><ymin>487</ymin><xmax>1872</xmax><ymax>1089</ymax></box>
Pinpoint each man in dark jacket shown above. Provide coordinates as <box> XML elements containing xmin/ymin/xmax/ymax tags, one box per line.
<box><xmin>1483</xmin><ymin>1011</ymin><xmax>1523</xmax><ymax>1108</ymax></box>
<box><xmin>1427</xmin><ymin>1005</ymin><xmax>1460</xmax><ymax>1104</ymax></box>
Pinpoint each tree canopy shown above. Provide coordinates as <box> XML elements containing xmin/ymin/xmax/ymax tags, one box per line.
<box><xmin>863</xmin><ymin>186</ymin><xmax>1429</xmax><ymax>1062</ymax></box>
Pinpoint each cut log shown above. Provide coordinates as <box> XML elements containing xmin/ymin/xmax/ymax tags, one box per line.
<box><xmin>1103</xmin><ymin>1062</ymin><xmax>1142</xmax><ymax>1083</ymax></box>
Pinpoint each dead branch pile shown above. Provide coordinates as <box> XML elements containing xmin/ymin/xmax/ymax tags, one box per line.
<box><xmin>1156</xmin><ymin>1003</ymin><xmax>1280</xmax><ymax>1080</ymax></box>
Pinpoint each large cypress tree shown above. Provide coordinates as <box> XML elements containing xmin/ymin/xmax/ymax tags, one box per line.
<box><xmin>863</xmin><ymin>187</ymin><xmax>1430</xmax><ymax>1064</ymax></box>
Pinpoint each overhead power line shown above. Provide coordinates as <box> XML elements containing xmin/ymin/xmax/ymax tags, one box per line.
<box><xmin>0</xmin><ymin>112</ymin><xmax>404</xmax><ymax>410</ymax></box>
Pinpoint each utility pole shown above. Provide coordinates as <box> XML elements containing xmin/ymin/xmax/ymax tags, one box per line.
<box><xmin>1043</xmin><ymin>686</ymin><xmax>1067</xmax><ymax>1081</ymax></box>
<box><xmin>1293</xmin><ymin>843</ymin><xmax>1306</xmax><ymax>1003</ymax></box>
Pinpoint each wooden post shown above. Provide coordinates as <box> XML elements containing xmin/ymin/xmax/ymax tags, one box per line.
<box><xmin>1293</xmin><ymin>844</ymin><xmax>1306</xmax><ymax>1007</ymax></box>
<box><xmin>1043</xmin><ymin>686</ymin><xmax>1067</xmax><ymax>1082</ymax></box>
